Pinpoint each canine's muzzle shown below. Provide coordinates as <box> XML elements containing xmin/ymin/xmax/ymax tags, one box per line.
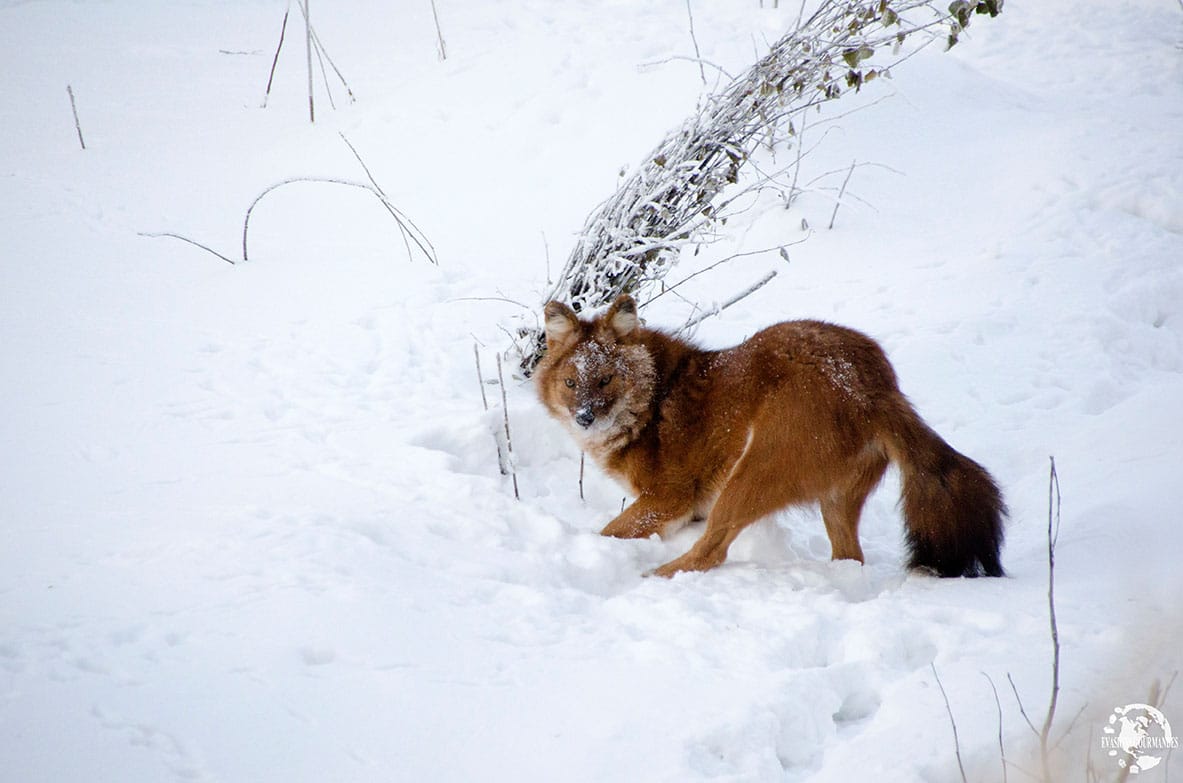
<box><xmin>574</xmin><ymin>407</ymin><xmax>595</xmax><ymax>428</ymax></box>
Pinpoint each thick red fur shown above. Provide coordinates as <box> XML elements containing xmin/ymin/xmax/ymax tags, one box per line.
<box><xmin>535</xmin><ymin>295</ymin><xmax>1005</xmax><ymax>578</ymax></box>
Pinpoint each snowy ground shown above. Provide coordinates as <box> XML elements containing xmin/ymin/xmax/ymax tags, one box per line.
<box><xmin>2</xmin><ymin>0</ymin><xmax>1181</xmax><ymax>781</ymax></box>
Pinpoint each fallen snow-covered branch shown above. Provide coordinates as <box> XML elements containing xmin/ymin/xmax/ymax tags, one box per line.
<box><xmin>512</xmin><ymin>0</ymin><xmax>1003</xmax><ymax>373</ymax></box>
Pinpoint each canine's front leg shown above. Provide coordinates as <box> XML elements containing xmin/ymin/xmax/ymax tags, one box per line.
<box><xmin>601</xmin><ymin>495</ymin><xmax>692</xmax><ymax>540</ymax></box>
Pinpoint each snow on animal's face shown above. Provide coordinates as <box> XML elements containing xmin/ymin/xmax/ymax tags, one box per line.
<box><xmin>545</xmin><ymin>338</ymin><xmax>655</xmax><ymax>454</ymax></box>
<box><xmin>554</xmin><ymin>339</ymin><xmax>629</xmax><ymax>430</ymax></box>
<box><xmin>536</xmin><ymin>296</ymin><xmax>656</xmax><ymax>454</ymax></box>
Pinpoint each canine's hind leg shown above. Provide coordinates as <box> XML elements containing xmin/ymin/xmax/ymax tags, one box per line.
<box><xmin>820</xmin><ymin>448</ymin><xmax>889</xmax><ymax>563</ymax></box>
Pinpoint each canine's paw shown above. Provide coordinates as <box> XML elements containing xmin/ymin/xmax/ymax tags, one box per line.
<box><xmin>652</xmin><ymin>549</ymin><xmax>727</xmax><ymax>577</ymax></box>
<box><xmin>651</xmin><ymin>557</ymin><xmax>702</xmax><ymax>578</ymax></box>
<box><xmin>650</xmin><ymin>562</ymin><xmax>681</xmax><ymax>578</ymax></box>
<box><xmin>600</xmin><ymin>519</ymin><xmax>657</xmax><ymax>539</ymax></box>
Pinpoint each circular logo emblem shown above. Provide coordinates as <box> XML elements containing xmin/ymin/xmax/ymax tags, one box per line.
<box><xmin>1101</xmin><ymin>703</ymin><xmax>1178</xmax><ymax>773</ymax></box>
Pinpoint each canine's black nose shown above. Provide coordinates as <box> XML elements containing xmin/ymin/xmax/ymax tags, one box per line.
<box><xmin>574</xmin><ymin>408</ymin><xmax>595</xmax><ymax>428</ymax></box>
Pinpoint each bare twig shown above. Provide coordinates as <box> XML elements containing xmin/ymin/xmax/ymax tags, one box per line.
<box><xmin>1007</xmin><ymin>672</ymin><xmax>1041</xmax><ymax>738</ymax></box>
<box><xmin>475</xmin><ymin>344</ymin><xmax>509</xmax><ymax>478</ymax></box>
<box><xmin>274</xmin><ymin>0</ymin><xmax>355</xmax><ymax>111</ymax></box>
<box><xmin>302</xmin><ymin>0</ymin><xmax>314</xmax><ymax>122</ymax></box>
<box><xmin>241</xmin><ymin>175</ymin><xmax>436</xmax><ymax>264</ymax></box>
<box><xmin>496</xmin><ymin>354</ymin><xmax>520</xmax><ymax>500</ymax></box>
<box><xmin>827</xmin><ymin>159</ymin><xmax>857</xmax><ymax>229</ymax></box>
<box><xmin>678</xmin><ymin>270</ymin><xmax>776</xmax><ymax>332</ymax></box>
<box><xmin>66</xmin><ymin>85</ymin><xmax>85</xmax><ymax>150</ymax></box>
<box><xmin>543</xmin><ymin>231</ymin><xmax>552</xmax><ymax>285</ymax></box>
<box><xmin>786</xmin><ymin>109</ymin><xmax>807</xmax><ymax>207</ymax></box>
<box><xmin>1162</xmin><ymin>669</ymin><xmax>1179</xmax><ymax>705</ymax></box>
<box><xmin>642</xmin><ymin>237</ymin><xmax>805</xmax><ymax>308</ymax></box>
<box><xmin>932</xmin><ymin>663</ymin><xmax>968</xmax><ymax>783</ymax></box>
<box><xmin>1050</xmin><ymin>702</ymin><xmax>1088</xmax><ymax>753</ymax></box>
<box><xmin>685</xmin><ymin>0</ymin><xmax>707</xmax><ymax>87</ymax></box>
<box><xmin>637</xmin><ymin>55</ymin><xmax>734</xmax><ymax>81</ymax></box>
<box><xmin>1039</xmin><ymin>456</ymin><xmax>1062</xmax><ymax>781</ymax></box>
<box><xmin>982</xmin><ymin>672</ymin><xmax>1009</xmax><ymax>783</ymax></box>
<box><xmin>1003</xmin><ymin>460</ymin><xmax>1063</xmax><ymax>783</ymax></box>
<box><xmin>430</xmin><ymin>0</ymin><xmax>447</xmax><ymax>61</ymax></box>
<box><xmin>138</xmin><ymin>232</ymin><xmax>236</xmax><ymax>266</ymax></box>
<box><xmin>1086</xmin><ymin>724</ymin><xmax>1099</xmax><ymax>783</ymax></box>
<box><xmin>243</xmin><ymin>177</ymin><xmax>376</xmax><ymax>261</ymax></box>
<box><xmin>310</xmin><ymin>28</ymin><xmax>336</xmax><ymax>110</ymax></box>
<box><xmin>449</xmin><ymin>295</ymin><xmax>532</xmax><ymax>310</ymax></box>
<box><xmin>263</xmin><ymin>1</ymin><xmax>290</xmax><ymax>107</ymax></box>
<box><xmin>473</xmin><ymin>343</ymin><xmax>490</xmax><ymax>412</ymax></box>
<box><xmin>339</xmin><ymin>132</ymin><xmax>439</xmax><ymax>265</ymax></box>
<box><xmin>579</xmin><ymin>452</ymin><xmax>585</xmax><ymax>501</ymax></box>
<box><xmin>310</xmin><ymin>27</ymin><xmax>355</xmax><ymax>102</ymax></box>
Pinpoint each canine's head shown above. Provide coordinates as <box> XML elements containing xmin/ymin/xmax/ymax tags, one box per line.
<box><xmin>535</xmin><ymin>295</ymin><xmax>656</xmax><ymax>455</ymax></box>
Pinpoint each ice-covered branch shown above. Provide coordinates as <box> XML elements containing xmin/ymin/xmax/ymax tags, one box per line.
<box><xmin>512</xmin><ymin>0</ymin><xmax>1002</xmax><ymax>372</ymax></box>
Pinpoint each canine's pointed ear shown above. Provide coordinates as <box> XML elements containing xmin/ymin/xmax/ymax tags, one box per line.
<box><xmin>543</xmin><ymin>301</ymin><xmax>580</xmax><ymax>351</ymax></box>
<box><xmin>606</xmin><ymin>295</ymin><xmax>639</xmax><ymax>339</ymax></box>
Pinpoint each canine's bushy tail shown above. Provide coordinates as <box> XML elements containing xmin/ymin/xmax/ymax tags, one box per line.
<box><xmin>880</xmin><ymin>397</ymin><xmax>1006</xmax><ymax>577</ymax></box>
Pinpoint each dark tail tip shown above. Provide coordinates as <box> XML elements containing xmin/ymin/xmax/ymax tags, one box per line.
<box><xmin>903</xmin><ymin>449</ymin><xmax>1007</xmax><ymax>578</ymax></box>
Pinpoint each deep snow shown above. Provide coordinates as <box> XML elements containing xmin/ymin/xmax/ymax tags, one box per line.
<box><xmin>1</xmin><ymin>0</ymin><xmax>1181</xmax><ymax>781</ymax></box>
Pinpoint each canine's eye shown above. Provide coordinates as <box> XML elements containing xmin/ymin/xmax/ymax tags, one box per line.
<box><xmin>564</xmin><ymin>378</ymin><xmax>575</xmax><ymax>388</ymax></box>
<box><xmin>598</xmin><ymin>375</ymin><xmax>613</xmax><ymax>387</ymax></box>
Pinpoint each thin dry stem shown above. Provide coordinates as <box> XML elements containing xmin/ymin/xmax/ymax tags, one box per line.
<box><xmin>430</xmin><ymin>0</ymin><xmax>447</xmax><ymax>61</ymax></box>
<box><xmin>932</xmin><ymin>663</ymin><xmax>968</xmax><ymax>783</ymax></box>
<box><xmin>827</xmin><ymin>158</ymin><xmax>857</xmax><ymax>229</ymax></box>
<box><xmin>139</xmin><ymin>232</ymin><xmax>235</xmax><ymax>266</ymax></box>
<box><xmin>642</xmin><ymin>236</ymin><xmax>805</xmax><ymax>308</ymax></box>
<box><xmin>1050</xmin><ymin>702</ymin><xmax>1088</xmax><ymax>753</ymax></box>
<box><xmin>310</xmin><ymin>27</ymin><xmax>355</xmax><ymax>102</ymax></box>
<box><xmin>496</xmin><ymin>354</ymin><xmax>520</xmax><ymax>500</ymax></box>
<box><xmin>982</xmin><ymin>672</ymin><xmax>1009</xmax><ymax>783</ymax></box>
<box><xmin>473</xmin><ymin>343</ymin><xmax>490</xmax><ymax>412</ymax></box>
<box><xmin>242</xmin><ymin>172</ymin><xmax>436</xmax><ymax>264</ymax></box>
<box><xmin>302</xmin><ymin>0</ymin><xmax>313</xmax><ymax>122</ymax></box>
<box><xmin>474</xmin><ymin>344</ymin><xmax>508</xmax><ymax>478</ymax></box>
<box><xmin>678</xmin><ymin>270</ymin><xmax>776</xmax><ymax>332</ymax></box>
<box><xmin>685</xmin><ymin>0</ymin><xmax>707</xmax><ymax>87</ymax></box>
<box><xmin>263</xmin><ymin>2</ymin><xmax>290</xmax><ymax>107</ymax></box>
<box><xmin>67</xmin><ymin>85</ymin><xmax>85</xmax><ymax>150</ymax></box>
<box><xmin>339</xmin><ymin>132</ymin><xmax>439</xmax><ymax>265</ymax></box>
<box><xmin>311</xmin><ymin>31</ymin><xmax>336</xmax><ymax>110</ymax></box>
<box><xmin>1039</xmin><ymin>456</ymin><xmax>1062</xmax><ymax>781</ymax></box>
<box><xmin>1007</xmin><ymin>672</ymin><xmax>1040</xmax><ymax>738</ymax></box>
